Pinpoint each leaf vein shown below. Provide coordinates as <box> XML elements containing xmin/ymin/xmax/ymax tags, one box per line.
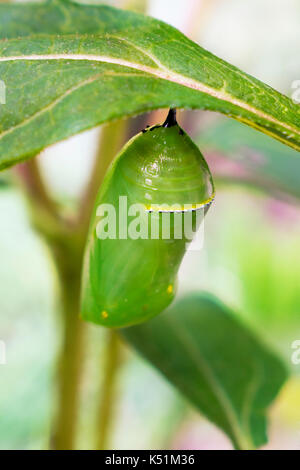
<box><xmin>0</xmin><ymin>53</ymin><xmax>298</xmax><ymax>140</ymax></box>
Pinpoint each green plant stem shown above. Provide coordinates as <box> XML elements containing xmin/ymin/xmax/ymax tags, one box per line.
<box><xmin>16</xmin><ymin>118</ymin><xmax>128</xmax><ymax>449</ymax></box>
<box><xmin>50</xmin><ymin>236</ymin><xmax>85</xmax><ymax>450</ymax></box>
<box><xmin>78</xmin><ymin>119</ymin><xmax>127</xmax><ymax>231</ymax></box>
<box><xmin>17</xmin><ymin>157</ymin><xmax>58</xmax><ymax>218</ymax></box>
<box><xmin>96</xmin><ymin>331</ymin><xmax>122</xmax><ymax>450</ymax></box>
<box><xmin>15</xmin><ymin>157</ymin><xmax>86</xmax><ymax>450</ymax></box>
<box><xmin>15</xmin><ymin>157</ymin><xmax>67</xmax><ymax>236</ymax></box>
<box><xmin>77</xmin><ymin>119</ymin><xmax>128</xmax><ymax>450</ymax></box>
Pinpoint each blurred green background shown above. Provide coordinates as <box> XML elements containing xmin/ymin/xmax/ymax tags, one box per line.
<box><xmin>0</xmin><ymin>0</ymin><xmax>300</xmax><ymax>450</ymax></box>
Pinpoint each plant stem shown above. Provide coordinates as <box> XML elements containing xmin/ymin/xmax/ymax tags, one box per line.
<box><xmin>78</xmin><ymin>119</ymin><xmax>127</xmax><ymax>231</ymax></box>
<box><xmin>15</xmin><ymin>156</ymin><xmax>86</xmax><ymax>450</ymax></box>
<box><xmin>16</xmin><ymin>157</ymin><xmax>58</xmax><ymax>218</ymax></box>
<box><xmin>16</xmin><ymin>117</ymin><xmax>128</xmax><ymax>449</ymax></box>
<box><xmin>50</xmin><ymin>238</ymin><xmax>85</xmax><ymax>450</ymax></box>
<box><xmin>96</xmin><ymin>331</ymin><xmax>122</xmax><ymax>450</ymax></box>
<box><xmin>50</xmin><ymin>119</ymin><xmax>127</xmax><ymax>449</ymax></box>
<box><xmin>15</xmin><ymin>156</ymin><xmax>67</xmax><ymax>236</ymax></box>
<box><xmin>77</xmin><ymin>119</ymin><xmax>128</xmax><ymax>450</ymax></box>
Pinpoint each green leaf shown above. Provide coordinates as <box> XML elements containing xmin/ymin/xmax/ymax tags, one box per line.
<box><xmin>0</xmin><ymin>0</ymin><xmax>299</xmax><ymax>170</ymax></box>
<box><xmin>123</xmin><ymin>293</ymin><xmax>287</xmax><ymax>450</ymax></box>
<box><xmin>198</xmin><ymin>118</ymin><xmax>300</xmax><ymax>200</ymax></box>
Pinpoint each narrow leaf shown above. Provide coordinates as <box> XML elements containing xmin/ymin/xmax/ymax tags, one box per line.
<box><xmin>0</xmin><ymin>0</ymin><xmax>299</xmax><ymax>169</ymax></box>
<box><xmin>123</xmin><ymin>293</ymin><xmax>287</xmax><ymax>450</ymax></box>
<box><xmin>198</xmin><ymin>119</ymin><xmax>300</xmax><ymax>200</ymax></box>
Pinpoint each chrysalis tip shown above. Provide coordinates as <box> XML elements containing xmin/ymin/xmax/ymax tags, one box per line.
<box><xmin>163</xmin><ymin>108</ymin><xmax>177</xmax><ymax>128</ymax></box>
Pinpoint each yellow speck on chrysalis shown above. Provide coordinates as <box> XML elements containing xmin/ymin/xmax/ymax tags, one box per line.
<box><xmin>101</xmin><ymin>311</ymin><xmax>108</xmax><ymax>319</ymax></box>
<box><xmin>167</xmin><ymin>285</ymin><xmax>173</xmax><ymax>294</ymax></box>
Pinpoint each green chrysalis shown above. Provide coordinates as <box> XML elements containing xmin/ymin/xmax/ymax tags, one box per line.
<box><xmin>81</xmin><ymin>110</ymin><xmax>214</xmax><ymax>328</ymax></box>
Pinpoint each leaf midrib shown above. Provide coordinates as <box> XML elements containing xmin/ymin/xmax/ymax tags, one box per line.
<box><xmin>0</xmin><ymin>51</ymin><xmax>299</xmax><ymax>143</ymax></box>
<box><xmin>166</xmin><ymin>316</ymin><xmax>255</xmax><ymax>450</ymax></box>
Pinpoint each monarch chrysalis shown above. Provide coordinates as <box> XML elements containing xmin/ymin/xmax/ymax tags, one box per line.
<box><xmin>81</xmin><ymin>110</ymin><xmax>214</xmax><ymax>328</ymax></box>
